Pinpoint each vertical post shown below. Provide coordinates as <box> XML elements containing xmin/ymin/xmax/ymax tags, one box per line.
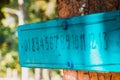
<box><xmin>21</xmin><ymin>68</ymin><xmax>29</xmax><ymax>80</ymax></box>
<box><xmin>57</xmin><ymin>0</ymin><xmax>120</xmax><ymax>80</ymax></box>
<box><xmin>6</xmin><ymin>68</ymin><xmax>12</xmax><ymax>80</ymax></box>
<box><xmin>35</xmin><ymin>68</ymin><xmax>42</xmax><ymax>80</ymax></box>
<box><xmin>12</xmin><ymin>69</ymin><xmax>18</xmax><ymax>80</ymax></box>
<box><xmin>42</xmin><ymin>69</ymin><xmax>51</xmax><ymax>80</ymax></box>
<box><xmin>18</xmin><ymin>0</ymin><xmax>25</xmax><ymax>25</ymax></box>
<box><xmin>18</xmin><ymin>0</ymin><xmax>29</xmax><ymax>80</ymax></box>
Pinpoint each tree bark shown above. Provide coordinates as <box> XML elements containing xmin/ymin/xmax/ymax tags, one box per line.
<box><xmin>57</xmin><ymin>0</ymin><xmax>120</xmax><ymax>80</ymax></box>
<box><xmin>57</xmin><ymin>0</ymin><xmax>120</xmax><ymax>18</ymax></box>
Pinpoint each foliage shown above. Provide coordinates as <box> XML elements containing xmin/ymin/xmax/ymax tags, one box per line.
<box><xmin>0</xmin><ymin>0</ymin><xmax>58</xmax><ymax>77</ymax></box>
<box><xmin>0</xmin><ymin>25</ymin><xmax>19</xmax><ymax>77</ymax></box>
<box><xmin>0</xmin><ymin>0</ymin><xmax>10</xmax><ymax>21</ymax></box>
<box><xmin>24</xmin><ymin>0</ymin><xmax>58</xmax><ymax>23</ymax></box>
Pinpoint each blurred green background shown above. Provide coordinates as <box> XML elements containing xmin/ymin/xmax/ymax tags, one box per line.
<box><xmin>0</xmin><ymin>0</ymin><xmax>59</xmax><ymax>78</ymax></box>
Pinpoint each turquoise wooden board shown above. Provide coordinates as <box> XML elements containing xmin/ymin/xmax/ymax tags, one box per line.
<box><xmin>18</xmin><ymin>10</ymin><xmax>120</xmax><ymax>72</ymax></box>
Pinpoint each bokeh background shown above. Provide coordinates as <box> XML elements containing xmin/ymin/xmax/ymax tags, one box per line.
<box><xmin>0</xmin><ymin>0</ymin><xmax>62</xmax><ymax>80</ymax></box>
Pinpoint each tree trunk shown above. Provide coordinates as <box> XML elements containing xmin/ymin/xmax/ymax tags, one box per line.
<box><xmin>57</xmin><ymin>0</ymin><xmax>120</xmax><ymax>18</ymax></box>
<box><xmin>57</xmin><ymin>0</ymin><xmax>120</xmax><ymax>80</ymax></box>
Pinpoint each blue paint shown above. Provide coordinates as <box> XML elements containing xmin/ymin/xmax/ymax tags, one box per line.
<box><xmin>18</xmin><ymin>10</ymin><xmax>120</xmax><ymax>72</ymax></box>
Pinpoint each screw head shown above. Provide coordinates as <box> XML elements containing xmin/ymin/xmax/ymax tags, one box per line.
<box><xmin>62</xmin><ymin>21</ymin><xmax>68</xmax><ymax>30</ymax></box>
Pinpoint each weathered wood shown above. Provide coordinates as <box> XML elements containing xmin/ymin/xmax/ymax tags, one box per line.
<box><xmin>57</xmin><ymin>0</ymin><xmax>120</xmax><ymax>80</ymax></box>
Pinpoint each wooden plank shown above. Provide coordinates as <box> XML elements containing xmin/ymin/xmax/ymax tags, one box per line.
<box><xmin>18</xmin><ymin>10</ymin><xmax>120</xmax><ymax>72</ymax></box>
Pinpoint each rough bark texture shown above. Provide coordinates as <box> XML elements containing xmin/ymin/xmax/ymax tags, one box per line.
<box><xmin>57</xmin><ymin>0</ymin><xmax>120</xmax><ymax>18</ymax></box>
<box><xmin>57</xmin><ymin>0</ymin><xmax>120</xmax><ymax>80</ymax></box>
<box><xmin>62</xmin><ymin>71</ymin><xmax>120</xmax><ymax>80</ymax></box>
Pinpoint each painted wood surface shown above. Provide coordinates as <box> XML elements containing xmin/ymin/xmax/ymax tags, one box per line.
<box><xmin>57</xmin><ymin>0</ymin><xmax>120</xmax><ymax>80</ymax></box>
<box><xmin>18</xmin><ymin>10</ymin><xmax>120</xmax><ymax>72</ymax></box>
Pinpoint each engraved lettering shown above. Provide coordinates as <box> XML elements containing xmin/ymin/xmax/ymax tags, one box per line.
<box><xmin>24</xmin><ymin>39</ymin><xmax>28</xmax><ymax>52</ymax></box>
<box><xmin>103</xmin><ymin>32</ymin><xmax>107</xmax><ymax>50</ymax></box>
<box><xmin>36</xmin><ymin>37</ymin><xmax>39</xmax><ymax>51</ymax></box>
<box><xmin>28</xmin><ymin>38</ymin><xmax>30</xmax><ymax>51</ymax></box>
<box><xmin>53</xmin><ymin>35</ymin><xmax>58</xmax><ymax>49</ymax></box>
<box><xmin>75</xmin><ymin>35</ymin><xmax>79</xmax><ymax>49</ymax></box>
<box><xmin>40</xmin><ymin>37</ymin><xmax>44</xmax><ymax>50</ymax></box>
<box><xmin>45</xmin><ymin>36</ymin><xmax>49</xmax><ymax>50</ymax></box>
<box><xmin>60</xmin><ymin>35</ymin><xmax>64</xmax><ymax>49</ymax></box>
<box><xmin>32</xmin><ymin>38</ymin><xmax>35</xmax><ymax>52</ymax></box>
<box><xmin>22</xmin><ymin>33</ymin><xmax>88</xmax><ymax>52</ymax></box>
<box><xmin>50</xmin><ymin>36</ymin><xmax>53</xmax><ymax>49</ymax></box>
<box><xmin>66</xmin><ymin>35</ymin><xmax>70</xmax><ymax>49</ymax></box>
